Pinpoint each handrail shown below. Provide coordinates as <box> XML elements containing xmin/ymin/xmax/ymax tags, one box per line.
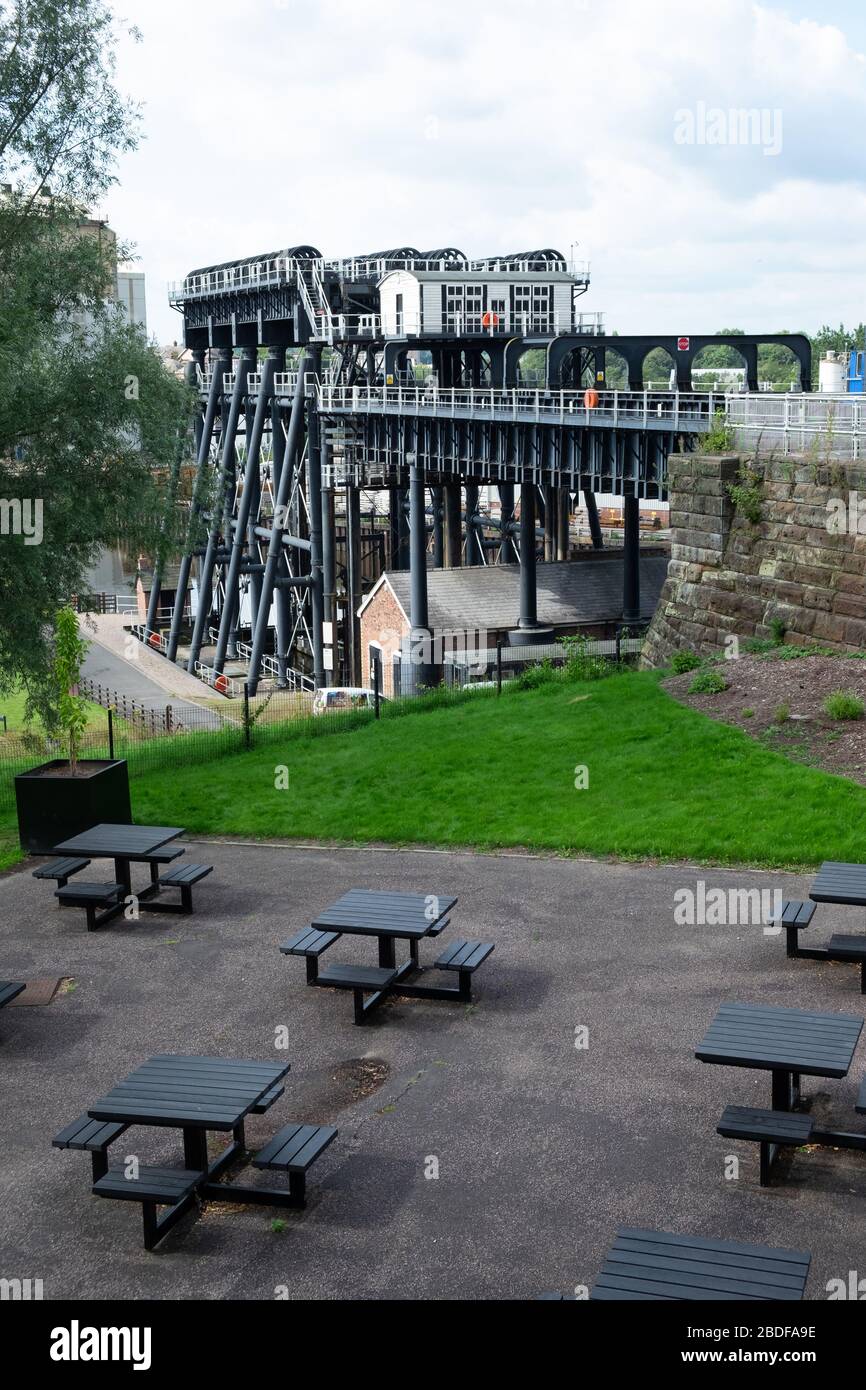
<box><xmin>317</xmin><ymin>384</ymin><xmax>717</xmax><ymax>429</ymax></box>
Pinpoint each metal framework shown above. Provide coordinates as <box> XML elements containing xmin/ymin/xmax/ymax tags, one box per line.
<box><xmin>146</xmin><ymin>243</ymin><xmax>812</xmax><ymax>696</ymax></box>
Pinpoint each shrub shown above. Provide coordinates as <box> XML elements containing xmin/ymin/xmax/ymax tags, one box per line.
<box><xmin>557</xmin><ymin>633</ymin><xmax>612</xmax><ymax>681</ymax></box>
<box><xmin>772</xmin><ymin>702</ymin><xmax>790</xmax><ymax>725</ymax></box>
<box><xmin>514</xmin><ymin>659</ymin><xmax>558</xmax><ymax>691</ymax></box>
<box><xmin>823</xmin><ymin>689</ymin><xmax>865</xmax><ymax>721</ymax></box>
<box><xmin>670</xmin><ymin>650</ymin><xmax>702</xmax><ymax>675</ymax></box>
<box><xmin>742</xmin><ymin>708</ymin><xmax>755</xmax><ymax>718</ymax></box>
<box><xmin>688</xmin><ymin>670</ymin><xmax>728</xmax><ymax>695</ymax></box>
<box><xmin>768</xmin><ymin>617</ymin><xmax>787</xmax><ymax>645</ymax></box>
<box><xmin>700</xmin><ymin>409</ymin><xmax>734</xmax><ymax>454</ymax></box>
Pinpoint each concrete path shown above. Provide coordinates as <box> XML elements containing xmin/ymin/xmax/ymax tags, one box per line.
<box><xmin>0</xmin><ymin>844</ymin><xmax>864</xmax><ymax>1300</ymax></box>
<box><xmin>79</xmin><ymin>614</ymin><xmax>230</xmax><ymax>730</ymax></box>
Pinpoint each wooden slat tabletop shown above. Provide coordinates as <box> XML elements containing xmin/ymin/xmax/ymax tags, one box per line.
<box><xmin>52</xmin><ymin>824</ymin><xmax>184</xmax><ymax>858</ymax></box>
<box><xmin>695</xmin><ymin>1002</ymin><xmax>862</xmax><ymax>1077</ymax></box>
<box><xmin>811</xmin><ymin>860</ymin><xmax>866</xmax><ymax>907</ymax></box>
<box><xmin>591</xmin><ymin>1228</ymin><xmax>810</xmax><ymax>1300</ymax></box>
<box><xmin>88</xmin><ymin>1054</ymin><xmax>290</xmax><ymax>1131</ymax></box>
<box><xmin>312</xmin><ymin>888</ymin><xmax>458</xmax><ymax>939</ymax></box>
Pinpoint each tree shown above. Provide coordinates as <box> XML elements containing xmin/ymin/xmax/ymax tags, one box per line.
<box><xmin>0</xmin><ymin>0</ymin><xmax>193</xmax><ymax>721</ymax></box>
<box><xmin>50</xmin><ymin>605</ymin><xmax>88</xmax><ymax>773</ymax></box>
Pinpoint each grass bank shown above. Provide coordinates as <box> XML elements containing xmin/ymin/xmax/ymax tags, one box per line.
<box><xmin>123</xmin><ymin>670</ymin><xmax>866</xmax><ymax>868</ymax></box>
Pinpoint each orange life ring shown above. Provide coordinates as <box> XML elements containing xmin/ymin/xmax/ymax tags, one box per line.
<box><xmin>584</xmin><ymin>388</ymin><xmax>599</xmax><ymax>408</ymax></box>
<box><xmin>148</xmin><ymin>632</ymin><xmax>161</xmax><ymax>648</ymax></box>
<box><xmin>482</xmin><ymin>311</ymin><xmax>500</xmax><ymax>329</ymax></box>
<box><xmin>214</xmin><ymin>674</ymin><xmax>229</xmax><ymax>695</ymax></box>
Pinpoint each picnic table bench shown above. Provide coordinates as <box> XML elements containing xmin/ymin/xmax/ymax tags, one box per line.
<box><xmin>281</xmin><ymin>889</ymin><xmax>495</xmax><ymax>1024</ymax></box>
<box><xmin>697</xmin><ymin>1001</ymin><xmax>865</xmax><ymax>1186</ymax></box>
<box><xmin>590</xmin><ymin>1228</ymin><xmax>811</xmax><ymax>1300</ymax></box>
<box><xmin>56</xmin><ymin>1054</ymin><xmax>339</xmax><ymax>1250</ymax></box>
<box><xmin>765</xmin><ymin>865</ymin><xmax>866</xmax><ymax>994</ymax></box>
<box><xmin>42</xmin><ymin>825</ymin><xmax>213</xmax><ymax>929</ymax></box>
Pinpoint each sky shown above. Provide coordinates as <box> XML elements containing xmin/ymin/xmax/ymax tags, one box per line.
<box><xmin>104</xmin><ymin>0</ymin><xmax>866</xmax><ymax>345</ymax></box>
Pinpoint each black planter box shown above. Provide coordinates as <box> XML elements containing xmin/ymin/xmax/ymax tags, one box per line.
<box><xmin>14</xmin><ymin>758</ymin><xmax>132</xmax><ymax>855</ymax></box>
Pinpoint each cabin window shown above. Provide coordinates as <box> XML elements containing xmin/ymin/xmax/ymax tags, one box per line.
<box><xmin>465</xmin><ymin>285</ymin><xmax>484</xmax><ymax>327</ymax></box>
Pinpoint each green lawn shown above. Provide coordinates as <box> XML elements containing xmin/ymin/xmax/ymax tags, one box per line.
<box><xmin>119</xmin><ymin>670</ymin><xmax>866</xmax><ymax>868</ymax></box>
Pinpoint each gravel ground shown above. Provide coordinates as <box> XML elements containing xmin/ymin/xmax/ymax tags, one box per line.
<box><xmin>665</xmin><ymin>654</ymin><xmax>866</xmax><ymax>783</ymax></box>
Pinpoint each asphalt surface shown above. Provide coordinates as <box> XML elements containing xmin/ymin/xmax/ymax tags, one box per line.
<box><xmin>0</xmin><ymin>842</ymin><xmax>864</xmax><ymax>1300</ymax></box>
<box><xmin>81</xmin><ymin>642</ymin><xmax>223</xmax><ymax>730</ymax></box>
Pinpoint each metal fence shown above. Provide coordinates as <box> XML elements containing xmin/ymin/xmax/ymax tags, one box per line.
<box><xmin>0</xmin><ymin>638</ymin><xmax>643</xmax><ymax>818</ymax></box>
<box><xmin>726</xmin><ymin>393</ymin><xmax>866</xmax><ymax>458</ymax></box>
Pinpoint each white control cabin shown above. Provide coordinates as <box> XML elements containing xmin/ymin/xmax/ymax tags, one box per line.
<box><xmin>378</xmin><ymin>266</ymin><xmax>598</xmax><ymax>339</ymax></box>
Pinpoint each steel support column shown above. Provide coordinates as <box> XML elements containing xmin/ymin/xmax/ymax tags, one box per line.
<box><xmin>499</xmin><ymin>482</ymin><xmax>516</xmax><ymax>563</ymax></box>
<box><xmin>584</xmin><ymin>488</ymin><xmax>604</xmax><ymax>549</ymax></box>
<box><xmin>246</xmin><ymin>355</ymin><xmax>311</xmax><ymax>693</ymax></box>
<box><xmin>307</xmin><ymin>348</ymin><xmax>326</xmax><ymax>689</ymax></box>
<box><xmin>321</xmin><ymin>484</ymin><xmax>336</xmax><ymax>686</ymax></box>
<box><xmin>186</xmin><ymin>347</ymin><xmax>254</xmax><ymax>671</ymax></box>
<box><xmin>443</xmin><ymin>483</ymin><xmax>462</xmax><ymax>567</ymax></box>
<box><xmin>167</xmin><ymin>347</ymin><xmax>230</xmax><ymax>663</ymax></box>
<box><xmin>409</xmin><ymin>451</ymin><xmax>433</xmax><ymax>689</ymax></box>
<box><xmin>213</xmin><ymin>352</ymin><xmax>280</xmax><ymax>680</ymax></box>
<box><xmin>518</xmin><ymin>479</ymin><xmax>538</xmax><ymax>628</ymax></box>
<box><xmin>622</xmin><ymin>492</ymin><xmax>641</xmax><ymax>625</ymax></box>
<box><xmin>345</xmin><ymin>482</ymin><xmax>362</xmax><ymax>686</ymax></box>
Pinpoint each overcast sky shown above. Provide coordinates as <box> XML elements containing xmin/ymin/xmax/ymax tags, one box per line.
<box><xmin>105</xmin><ymin>0</ymin><xmax>866</xmax><ymax>345</ymax></box>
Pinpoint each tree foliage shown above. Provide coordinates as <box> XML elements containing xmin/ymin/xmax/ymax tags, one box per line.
<box><xmin>0</xmin><ymin>0</ymin><xmax>193</xmax><ymax>720</ymax></box>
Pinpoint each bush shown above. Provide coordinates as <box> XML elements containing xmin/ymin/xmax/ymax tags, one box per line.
<box><xmin>742</xmin><ymin>708</ymin><xmax>755</xmax><ymax>718</ymax></box>
<box><xmin>513</xmin><ymin>659</ymin><xmax>558</xmax><ymax>691</ymax></box>
<box><xmin>772</xmin><ymin>702</ymin><xmax>790</xmax><ymax>725</ymax></box>
<box><xmin>670</xmin><ymin>650</ymin><xmax>702</xmax><ymax>675</ymax></box>
<box><xmin>557</xmin><ymin>633</ymin><xmax>612</xmax><ymax>681</ymax></box>
<box><xmin>688</xmin><ymin>670</ymin><xmax>728</xmax><ymax>695</ymax></box>
<box><xmin>768</xmin><ymin>617</ymin><xmax>787</xmax><ymax>646</ymax></box>
<box><xmin>823</xmin><ymin>690</ymin><xmax>865</xmax><ymax>721</ymax></box>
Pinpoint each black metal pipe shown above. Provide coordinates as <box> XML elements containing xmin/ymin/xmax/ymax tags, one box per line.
<box><xmin>345</xmin><ymin>482</ymin><xmax>362</xmax><ymax>685</ymax></box>
<box><xmin>322</xmin><ymin>485</ymin><xmax>336</xmax><ymax>685</ymax></box>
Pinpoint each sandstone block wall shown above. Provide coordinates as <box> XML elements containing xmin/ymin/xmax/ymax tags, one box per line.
<box><xmin>642</xmin><ymin>454</ymin><xmax>866</xmax><ymax>665</ymax></box>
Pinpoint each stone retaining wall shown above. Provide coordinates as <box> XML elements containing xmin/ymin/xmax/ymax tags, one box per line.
<box><xmin>642</xmin><ymin>454</ymin><xmax>866</xmax><ymax>665</ymax></box>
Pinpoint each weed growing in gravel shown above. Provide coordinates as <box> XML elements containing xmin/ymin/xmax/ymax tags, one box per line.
<box><xmin>823</xmin><ymin>690</ymin><xmax>865</xmax><ymax>721</ymax></box>
<box><xmin>688</xmin><ymin>670</ymin><xmax>728</xmax><ymax>695</ymax></box>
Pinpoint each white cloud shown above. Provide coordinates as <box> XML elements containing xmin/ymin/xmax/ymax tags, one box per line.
<box><xmin>103</xmin><ymin>0</ymin><xmax>866</xmax><ymax>342</ymax></box>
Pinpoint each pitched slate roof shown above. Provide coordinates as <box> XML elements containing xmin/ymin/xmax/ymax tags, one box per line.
<box><xmin>362</xmin><ymin>556</ymin><xmax>667</xmax><ymax>630</ymax></box>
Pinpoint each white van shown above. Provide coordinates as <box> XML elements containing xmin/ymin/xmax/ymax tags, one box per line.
<box><xmin>312</xmin><ymin>686</ymin><xmax>385</xmax><ymax>716</ymax></box>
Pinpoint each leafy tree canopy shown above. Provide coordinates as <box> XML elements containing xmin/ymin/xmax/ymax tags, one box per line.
<box><xmin>0</xmin><ymin>0</ymin><xmax>193</xmax><ymax>720</ymax></box>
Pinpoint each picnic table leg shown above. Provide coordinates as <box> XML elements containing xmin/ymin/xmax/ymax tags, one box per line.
<box><xmin>114</xmin><ymin>857</ymin><xmax>132</xmax><ymax>897</ymax></box>
<box><xmin>772</xmin><ymin>1069</ymin><xmax>793</xmax><ymax>1112</ymax></box>
<box><xmin>183</xmin><ymin>1127</ymin><xmax>207</xmax><ymax>1170</ymax></box>
<box><xmin>378</xmin><ymin>936</ymin><xmax>396</xmax><ymax>969</ymax></box>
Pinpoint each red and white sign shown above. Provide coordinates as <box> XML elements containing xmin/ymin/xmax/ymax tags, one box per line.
<box><xmin>677</xmin><ymin>336</ymin><xmax>690</xmax><ymax>352</ymax></box>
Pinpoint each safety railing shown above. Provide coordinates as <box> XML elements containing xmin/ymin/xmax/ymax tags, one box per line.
<box><xmin>318</xmin><ymin>384</ymin><xmax>717</xmax><ymax>430</ymax></box>
<box><xmin>384</xmin><ymin>309</ymin><xmax>602</xmax><ymax>338</ymax></box>
<box><xmin>724</xmin><ymin>392</ymin><xmax>866</xmax><ymax>458</ymax></box>
<box><xmin>130</xmin><ymin>623</ymin><xmax>168</xmax><ymax>654</ymax></box>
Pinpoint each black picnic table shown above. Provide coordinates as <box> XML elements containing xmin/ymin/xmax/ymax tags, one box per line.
<box><xmin>590</xmin><ymin>1227</ymin><xmax>811</xmax><ymax>1301</ymax></box>
<box><xmin>51</xmin><ymin>823</ymin><xmax>185</xmax><ymax>904</ymax></box>
<box><xmin>696</xmin><ymin>1001</ymin><xmax>863</xmax><ymax>1112</ymax></box>
<box><xmin>312</xmin><ymin>887</ymin><xmax>458</xmax><ymax>992</ymax></box>
<box><xmin>87</xmin><ymin>1054</ymin><xmax>291</xmax><ymax>1242</ymax></box>
<box><xmin>810</xmin><ymin>861</ymin><xmax>866</xmax><ymax>907</ymax></box>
